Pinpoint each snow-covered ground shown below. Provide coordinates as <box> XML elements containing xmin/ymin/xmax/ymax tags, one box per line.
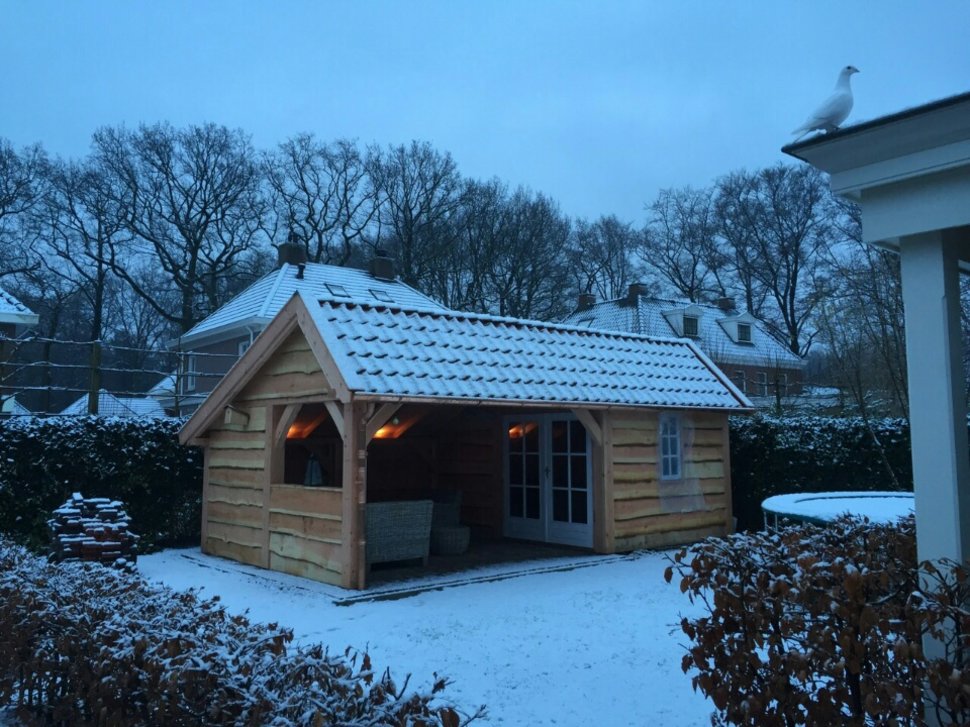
<box><xmin>140</xmin><ymin>548</ymin><xmax>714</xmax><ymax>726</ymax></box>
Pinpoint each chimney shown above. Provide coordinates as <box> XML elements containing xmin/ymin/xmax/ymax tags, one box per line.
<box><xmin>276</xmin><ymin>240</ymin><xmax>307</xmax><ymax>269</ymax></box>
<box><xmin>627</xmin><ymin>282</ymin><xmax>650</xmax><ymax>304</ymax></box>
<box><xmin>369</xmin><ymin>249</ymin><xmax>396</xmax><ymax>281</ymax></box>
<box><xmin>715</xmin><ymin>296</ymin><xmax>736</xmax><ymax>312</ymax></box>
<box><xmin>576</xmin><ymin>292</ymin><xmax>596</xmax><ymax>311</ymax></box>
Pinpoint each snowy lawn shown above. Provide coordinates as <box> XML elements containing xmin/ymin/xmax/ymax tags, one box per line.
<box><xmin>140</xmin><ymin>548</ymin><xmax>714</xmax><ymax>726</ymax></box>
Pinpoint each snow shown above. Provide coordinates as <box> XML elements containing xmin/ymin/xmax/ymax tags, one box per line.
<box><xmin>139</xmin><ymin>548</ymin><xmax>714</xmax><ymax>726</ymax></box>
<box><xmin>762</xmin><ymin>491</ymin><xmax>914</xmax><ymax>526</ymax></box>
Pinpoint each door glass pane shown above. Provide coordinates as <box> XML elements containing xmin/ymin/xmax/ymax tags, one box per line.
<box><xmin>509</xmin><ymin>454</ymin><xmax>523</xmax><ymax>485</ymax></box>
<box><xmin>553</xmin><ymin>488</ymin><xmax>568</xmax><ymax>521</ymax></box>
<box><xmin>571</xmin><ymin>455</ymin><xmax>587</xmax><ymax>488</ymax></box>
<box><xmin>526</xmin><ymin>454</ymin><xmax>540</xmax><ymax>485</ymax></box>
<box><xmin>552</xmin><ymin>455</ymin><xmax>567</xmax><ymax>485</ymax></box>
<box><xmin>525</xmin><ymin>422</ymin><xmax>539</xmax><ymax>452</ymax></box>
<box><xmin>570</xmin><ymin>421</ymin><xmax>586</xmax><ymax>453</ymax></box>
<box><xmin>510</xmin><ymin>486</ymin><xmax>523</xmax><ymax>517</ymax></box>
<box><xmin>525</xmin><ymin>487</ymin><xmax>540</xmax><ymax>519</ymax></box>
<box><xmin>551</xmin><ymin>420</ymin><xmax>568</xmax><ymax>453</ymax></box>
<box><xmin>571</xmin><ymin>491</ymin><xmax>588</xmax><ymax>524</ymax></box>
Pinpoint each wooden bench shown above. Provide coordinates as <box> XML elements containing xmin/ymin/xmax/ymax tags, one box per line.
<box><xmin>365</xmin><ymin>499</ymin><xmax>433</xmax><ymax>570</ymax></box>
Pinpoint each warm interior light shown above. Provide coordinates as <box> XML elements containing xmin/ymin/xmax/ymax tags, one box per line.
<box><xmin>286</xmin><ymin>424</ymin><xmax>300</xmax><ymax>439</ymax></box>
<box><xmin>373</xmin><ymin>425</ymin><xmax>392</xmax><ymax>439</ymax></box>
<box><xmin>508</xmin><ymin>422</ymin><xmax>538</xmax><ymax>439</ymax></box>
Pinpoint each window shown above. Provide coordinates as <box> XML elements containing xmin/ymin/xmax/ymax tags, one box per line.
<box><xmin>238</xmin><ymin>339</ymin><xmax>251</xmax><ymax>356</ymax></box>
<box><xmin>756</xmin><ymin>371</ymin><xmax>768</xmax><ymax>397</ymax></box>
<box><xmin>734</xmin><ymin>371</ymin><xmax>746</xmax><ymax>393</ymax></box>
<box><xmin>777</xmin><ymin>373</ymin><xmax>789</xmax><ymax>397</ymax></box>
<box><xmin>737</xmin><ymin>323</ymin><xmax>752</xmax><ymax>343</ymax></box>
<box><xmin>325</xmin><ymin>283</ymin><xmax>350</xmax><ymax>297</ymax></box>
<box><xmin>184</xmin><ymin>354</ymin><xmax>198</xmax><ymax>393</ymax></box>
<box><xmin>370</xmin><ymin>288</ymin><xmax>394</xmax><ymax>303</ymax></box>
<box><xmin>659</xmin><ymin>414</ymin><xmax>681</xmax><ymax>480</ymax></box>
<box><xmin>682</xmin><ymin>315</ymin><xmax>699</xmax><ymax>337</ymax></box>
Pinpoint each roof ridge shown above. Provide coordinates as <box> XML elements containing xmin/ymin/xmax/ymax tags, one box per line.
<box><xmin>258</xmin><ymin>265</ymin><xmax>290</xmax><ymax>318</ymax></box>
<box><xmin>315</xmin><ymin>298</ymin><xmax>693</xmax><ymax>347</ymax></box>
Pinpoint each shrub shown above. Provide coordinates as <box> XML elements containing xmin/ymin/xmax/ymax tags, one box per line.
<box><xmin>0</xmin><ymin>537</ymin><xmax>481</xmax><ymax>726</ymax></box>
<box><xmin>665</xmin><ymin>516</ymin><xmax>970</xmax><ymax>726</ymax></box>
<box><xmin>0</xmin><ymin>416</ymin><xmax>201</xmax><ymax>552</ymax></box>
<box><xmin>729</xmin><ymin>415</ymin><xmax>913</xmax><ymax>531</ymax></box>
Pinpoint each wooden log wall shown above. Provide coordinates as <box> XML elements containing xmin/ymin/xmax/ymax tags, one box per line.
<box><xmin>610</xmin><ymin>410</ymin><xmax>731</xmax><ymax>551</ymax></box>
<box><xmin>203</xmin><ymin>329</ymin><xmax>344</xmax><ymax>585</ymax></box>
<box><xmin>268</xmin><ymin>484</ymin><xmax>342</xmax><ymax>585</ymax></box>
<box><xmin>204</xmin><ymin>405</ymin><xmax>268</xmax><ymax>567</ymax></box>
<box><xmin>437</xmin><ymin>410</ymin><xmax>502</xmax><ymax>537</ymax></box>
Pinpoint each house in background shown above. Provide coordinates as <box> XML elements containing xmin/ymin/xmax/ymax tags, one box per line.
<box><xmin>0</xmin><ymin>286</ymin><xmax>39</xmax><ymax>338</ymax></box>
<box><xmin>0</xmin><ymin>286</ymin><xmax>40</xmax><ymax>415</ymax></box>
<box><xmin>168</xmin><ymin>245</ymin><xmax>447</xmax><ymax>413</ymax></box>
<box><xmin>179</xmin><ymin>291</ymin><xmax>751</xmax><ymax>589</ymax></box>
<box><xmin>562</xmin><ymin>284</ymin><xmax>805</xmax><ymax>405</ymax></box>
<box><xmin>61</xmin><ymin>389</ymin><xmax>166</xmax><ymax>418</ymax></box>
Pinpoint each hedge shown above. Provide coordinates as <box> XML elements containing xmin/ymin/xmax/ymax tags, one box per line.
<box><xmin>0</xmin><ymin>414</ymin><xmax>922</xmax><ymax>554</ymax></box>
<box><xmin>0</xmin><ymin>538</ymin><xmax>479</xmax><ymax>726</ymax></box>
<box><xmin>729</xmin><ymin>415</ymin><xmax>913</xmax><ymax>531</ymax></box>
<box><xmin>0</xmin><ymin>416</ymin><xmax>202</xmax><ymax>553</ymax></box>
<box><xmin>666</xmin><ymin>517</ymin><xmax>970</xmax><ymax>726</ymax></box>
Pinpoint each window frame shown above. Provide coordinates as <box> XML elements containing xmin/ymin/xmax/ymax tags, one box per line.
<box><xmin>659</xmin><ymin>414</ymin><xmax>682</xmax><ymax>481</ymax></box>
<box><xmin>756</xmin><ymin>371</ymin><xmax>768</xmax><ymax>396</ymax></box>
<box><xmin>734</xmin><ymin>370</ymin><xmax>746</xmax><ymax>393</ymax></box>
<box><xmin>184</xmin><ymin>354</ymin><xmax>198</xmax><ymax>393</ymax></box>
<box><xmin>737</xmin><ymin>322</ymin><xmax>752</xmax><ymax>343</ymax></box>
<box><xmin>682</xmin><ymin>315</ymin><xmax>699</xmax><ymax>337</ymax></box>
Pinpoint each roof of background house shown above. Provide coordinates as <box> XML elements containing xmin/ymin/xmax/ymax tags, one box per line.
<box><xmin>0</xmin><ymin>286</ymin><xmax>39</xmax><ymax>328</ymax></box>
<box><xmin>303</xmin><ymin>294</ymin><xmax>751</xmax><ymax>410</ymax></box>
<box><xmin>1</xmin><ymin>396</ymin><xmax>31</xmax><ymax>416</ymax></box>
<box><xmin>61</xmin><ymin>390</ymin><xmax>166</xmax><ymax>418</ymax></box>
<box><xmin>179</xmin><ymin>262</ymin><xmax>446</xmax><ymax>347</ymax></box>
<box><xmin>562</xmin><ymin>295</ymin><xmax>804</xmax><ymax>369</ymax></box>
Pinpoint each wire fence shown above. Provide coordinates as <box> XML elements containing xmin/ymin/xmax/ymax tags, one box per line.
<box><xmin>0</xmin><ymin>334</ymin><xmax>236</xmax><ymax>417</ymax></box>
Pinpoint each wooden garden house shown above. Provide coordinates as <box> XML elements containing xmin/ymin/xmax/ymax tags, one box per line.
<box><xmin>180</xmin><ymin>291</ymin><xmax>751</xmax><ymax>589</ymax></box>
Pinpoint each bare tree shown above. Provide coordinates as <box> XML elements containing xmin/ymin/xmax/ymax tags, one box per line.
<box><xmin>264</xmin><ymin>135</ymin><xmax>378</xmax><ymax>265</ymax></box>
<box><xmin>570</xmin><ymin>215</ymin><xmax>645</xmax><ymax>300</ymax></box>
<box><xmin>486</xmin><ymin>188</ymin><xmax>572</xmax><ymax>320</ymax></box>
<box><xmin>367</xmin><ymin>141</ymin><xmax>465</xmax><ymax>293</ymax></box>
<box><xmin>93</xmin><ymin>123</ymin><xmax>268</xmax><ymax>334</ymax></box>
<box><xmin>641</xmin><ymin>187</ymin><xmax>724</xmax><ymax>302</ymax></box>
<box><xmin>0</xmin><ymin>139</ymin><xmax>48</xmax><ymax>277</ymax></box>
<box><xmin>713</xmin><ymin>164</ymin><xmax>835</xmax><ymax>356</ymax></box>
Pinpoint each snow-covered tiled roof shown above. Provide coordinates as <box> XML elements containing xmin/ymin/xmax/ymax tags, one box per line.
<box><xmin>61</xmin><ymin>391</ymin><xmax>166</xmax><ymax>418</ymax></box>
<box><xmin>0</xmin><ymin>286</ymin><xmax>39</xmax><ymax>328</ymax></box>
<box><xmin>303</xmin><ymin>295</ymin><xmax>750</xmax><ymax>410</ymax></box>
<box><xmin>562</xmin><ymin>295</ymin><xmax>804</xmax><ymax>369</ymax></box>
<box><xmin>180</xmin><ymin>262</ymin><xmax>446</xmax><ymax>346</ymax></box>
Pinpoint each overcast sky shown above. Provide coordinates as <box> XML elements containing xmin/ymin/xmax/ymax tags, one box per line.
<box><xmin>4</xmin><ymin>1</ymin><xmax>969</xmax><ymax>223</ymax></box>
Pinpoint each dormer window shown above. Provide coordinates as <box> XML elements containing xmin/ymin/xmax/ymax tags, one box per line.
<box><xmin>683</xmin><ymin>315</ymin><xmax>699</xmax><ymax>337</ymax></box>
<box><xmin>737</xmin><ymin>323</ymin><xmax>752</xmax><ymax>343</ymax></box>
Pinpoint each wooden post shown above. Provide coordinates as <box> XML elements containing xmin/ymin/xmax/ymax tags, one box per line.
<box><xmin>592</xmin><ymin>410</ymin><xmax>614</xmax><ymax>553</ymax></box>
<box><xmin>200</xmin><ymin>446</ymin><xmax>210</xmax><ymax>552</ymax></box>
<box><xmin>341</xmin><ymin>400</ymin><xmax>369</xmax><ymax>589</ymax></box>
<box><xmin>721</xmin><ymin>413</ymin><xmax>735</xmax><ymax>534</ymax></box>
<box><xmin>262</xmin><ymin>405</ymin><xmax>284</xmax><ymax>568</ymax></box>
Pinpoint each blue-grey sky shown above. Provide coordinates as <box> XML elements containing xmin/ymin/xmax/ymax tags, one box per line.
<box><xmin>4</xmin><ymin>1</ymin><xmax>969</xmax><ymax>223</ymax></box>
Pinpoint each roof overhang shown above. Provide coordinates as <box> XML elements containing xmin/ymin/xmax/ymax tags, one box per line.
<box><xmin>783</xmin><ymin>91</ymin><xmax>970</xmax><ymax>254</ymax></box>
<box><xmin>0</xmin><ymin>311</ymin><xmax>40</xmax><ymax>327</ymax></box>
<box><xmin>171</xmin><ymin>315</ymin><xmax>269</xmax><ymax>350</ymax></box>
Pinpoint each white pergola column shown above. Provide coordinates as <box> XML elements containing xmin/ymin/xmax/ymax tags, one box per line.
<box><xmin>899</xmin><ymin>229</ymin><xmax>970</xmax><ymax>566</ymax></box>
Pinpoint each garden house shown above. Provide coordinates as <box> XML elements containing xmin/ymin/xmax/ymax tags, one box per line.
<box><xmin>180</xmin><ymin>291</ymin><xmax>751</xmax><ymax>589</ymax></box>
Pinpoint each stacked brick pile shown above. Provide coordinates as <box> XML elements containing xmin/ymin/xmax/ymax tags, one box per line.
<box><xmin>47</xmin><ymin>492</ymin><xmax>139</xmax><ymax>568</ymax></box>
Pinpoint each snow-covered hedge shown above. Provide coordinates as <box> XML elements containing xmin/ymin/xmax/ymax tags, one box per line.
<box><xmin>730</xmin><ymin>415</ymin><xmax>913</xmax><ymax>531</ymax></box>
<box><xmin>0</xmin><ymin>538</ymin><xmax>476</xmax><ymax>726</ymax></box>
<box><xmin>666</xmin><ymin>517</ymin><xmax>970</xmax><ymax>726</ymax></box>
<box><xmin>0</xmin><ymin>416</ymin><xmax>202</xmax><ymax>552</ymax></box>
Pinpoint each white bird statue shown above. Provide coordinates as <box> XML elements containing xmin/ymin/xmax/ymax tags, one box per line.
<box><xmin>792</xmin><ymin>65</ymin><xmax>859</xmax><ymax>141</ymax></box>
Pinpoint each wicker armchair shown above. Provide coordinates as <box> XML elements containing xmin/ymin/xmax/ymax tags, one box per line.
<box><xmin>365</xmin><ymin>500</ymin><xmax>433</xmax><ymax>570</ymax></box>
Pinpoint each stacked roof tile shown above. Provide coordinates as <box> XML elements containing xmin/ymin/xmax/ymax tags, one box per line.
<box><xmin>303</xmin><ymin>294</ymin><xmax>750</xmax><ymax>410</ymax></box>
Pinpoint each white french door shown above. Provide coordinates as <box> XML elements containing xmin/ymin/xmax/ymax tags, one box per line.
<box><xmin>504</xmin><ymin>414</ymin><xmax>592</xmax><ymax>548</ymax></box>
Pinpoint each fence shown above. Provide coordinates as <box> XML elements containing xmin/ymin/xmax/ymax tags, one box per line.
<box><xmin>0</xmin><ymin>335</ymin><xmax>234</xmax><ymax>417</ymax></box>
